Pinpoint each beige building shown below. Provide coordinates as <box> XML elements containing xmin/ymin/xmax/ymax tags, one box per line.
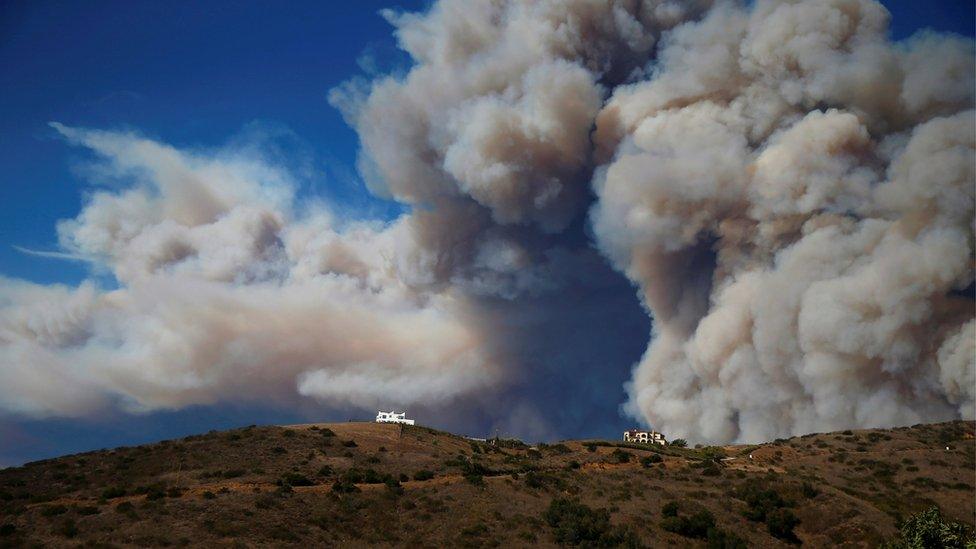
<box><xmin>623</xmin><ymin>429</ymin><xmax>666</xmax><ymax>445</ymax></box>
<box><xmin>375</xmin><ymin>410</ymin><xmax>415</xmax><ymax>425</ymax></box>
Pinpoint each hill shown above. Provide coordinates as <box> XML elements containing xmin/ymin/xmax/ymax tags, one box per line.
<box><xmin>0</xmin><ymin>420</ymin><xmax>973</xmax><ymax>547</ymax></box>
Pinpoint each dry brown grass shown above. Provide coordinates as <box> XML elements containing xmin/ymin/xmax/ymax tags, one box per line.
<box><xmin>0</xmin><ymin>420</ymin><xmax>972</xmax><ymax>547</ymax></box>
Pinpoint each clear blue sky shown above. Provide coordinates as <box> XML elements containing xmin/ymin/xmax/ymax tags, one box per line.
<box><xmin>0</xmin><ymin>0</ymin><xmax>972</xmax><ymax>465</ymax></box>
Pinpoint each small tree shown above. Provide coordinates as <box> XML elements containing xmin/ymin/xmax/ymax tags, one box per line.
<box><xmin>611</xmin><ymin>449</ymin><xmax>632</xmax><ymax>463</ymax></box>
<box><xmin>641</xmin><ymin>454</ymin><xmax>663</xmax><ymax>468</ymax></box>
<box><xmin>544</xmin><ymin>497</ymin><xmax>641</xmax><ymax>547</ymax></box>
<box><xmin>766</xmin><ymin>509</ymin><xmax>799</xmax><ymax>542</ymax></box>
<box><xmin>671</xmin><ymin>439</ymin><xmax>688</xmax><ymax>448</ymax></box>
<box><xmin>882</xmin><ymin>506</ymin><xmax>975</xmax><ymax>549</ymax></box>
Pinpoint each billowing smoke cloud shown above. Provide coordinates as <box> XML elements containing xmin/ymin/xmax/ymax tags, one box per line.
<box><xmin>0</xmin><ymin>125</ymin><xmax>497</xmax><ymax>417</ymax></box>
<box><xmin>590</xmin><ymin>0</ymin><xmax>975</xmax><ymax>442</ymax></box>
<box><xmin>1</xmin><ymin>0</ymin><xmax>973</xmax><ymax>445</ymax></box>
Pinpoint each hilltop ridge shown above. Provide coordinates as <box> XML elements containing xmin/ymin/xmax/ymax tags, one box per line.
<box><xmin>0</xmin><ymin>420</ymin><xmax>973</xmax><ymax>547</ymax></box>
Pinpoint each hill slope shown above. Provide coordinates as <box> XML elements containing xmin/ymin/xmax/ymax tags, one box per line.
<box><xmin>0</xmin><ymin>421</ymin><xmax>973</xmax><ymax>547</ymax></box>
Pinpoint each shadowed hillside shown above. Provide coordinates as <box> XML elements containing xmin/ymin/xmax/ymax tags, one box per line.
<box><xmin>0</xmin><ymin>421</ymin><xmax>973</xmax><ymax>547</ymax></box>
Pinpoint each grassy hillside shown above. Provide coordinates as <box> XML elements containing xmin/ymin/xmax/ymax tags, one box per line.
<box><xmin>0</xmin><ymin>420</ymin><xmax>973</xmax><ymax>547</ymax></box>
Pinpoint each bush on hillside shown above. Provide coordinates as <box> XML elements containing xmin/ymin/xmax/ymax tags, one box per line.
<box><xmin>661</xmin><ymin>509</ymin><xmax>715</xmax><ymax>539</ymax></box>
<box><xmin>707</xmin><ymin>527</ymin><xmax>748</xmax><ymax>549</ymax></box>
<box><xmin>735</xmin><ymin>481</ymin><xmax>799</xmax><ymax>541</ymax></box>
<box><xmin>766</xmin><ymin>509</ymin><xmax>799</xmax><ymax>542</ymax></box>
<box><xmin>279</xmin><ymin>473</ymin><xmax>314</xmax><ymax>487</ymax></box>
<box><xmin>641</xmin><ymin>454</ymin><xmax>663</xmax><ymax>467</ymax></box>
<box><xmin>331</xmin><ymin>479</ymin><xmax>359</xmax><ymax>494</ymax></box>
<box><xmin>413</xmin><ymin>470</ymin><xmax>435</xmax><ymax>481</ymax></box>
<box><xmin>544</xmin><ymin>497</ymin><xmax>642</xmax><ymax>547</ymax></box>
<box><xmin>881</xmin><ymin>506</ymin><xmax>975</xmax><ymax>549</ymax></box>
<box><xmin>735</xmin><ymin>480</ymin><xmax>787</xmax><ymax>522</ymax></box>
<box><xmin>611</xmin><ymin>449</ymin><xmax>632</xmax><ymax>463</ymax></box>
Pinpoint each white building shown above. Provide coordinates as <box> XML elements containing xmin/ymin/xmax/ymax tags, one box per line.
<box><xmin>376</xmin><ymin>410</ymin><xmax>415</xmax><ymax>425</ymax></box>
<box><xmin>623</xmin><ymin>429</ymin><xmax>666</xmax><ymax>445</ymax></box>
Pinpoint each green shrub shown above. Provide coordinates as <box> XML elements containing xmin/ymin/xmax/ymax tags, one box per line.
<box><xmin>661</xmin><ymin>501</ymin><xmax>679</xmax><ymax>517</ymax></box>
<box><xmin>661</xmin><ymin>510</ymin><xmax>715</xmax><ymax>539</ymax></box>
<box><xmin>707</xmin><ymin>527</ymin><xmax>748</xmax><ymax>549</ymax></box>
<box><xmin>525</xmin><ymin>471</ymin><xmax>563</xmax><ymax>490</ymax></box>
<box><xmin>202</xmin><ymin>491</ymin><xmax>216</xmax><ymax>500</ymax></box>
<box><xmin>494</xmin><ymin>438</ymin><xmax>529</xmax><ymax>450</ymax></box>
<box><xmin>766</xmin><ymin>508</ymin><xmax>799</xmax><ymax>541</ymax></box>
<box><xmin>671</xmin><ymin>439</ymin><xmax>688</xmax><ymax>448</ymax></box>
<box><xmin>342</xmin><ymin>440</ymin><xmax>358</xmax><ymax>448</ymax></box>
<box><xmin>319</xmin><ymin>428</ymin><xmax>336</xmax><ymax>437</ymax></box>
<box><xmin>701</xmin><ymin>464</ymin><xmax>722</xmax><ymax>476</ymax></box>
<box><xmin>548</xmin><ymin>443</ymin><xmax>572</xmax><ymax>455</ymax></box>
<box><xmin>413</xmin><ymin>470</ymin><xmax>435</xmax><ymax>481</ymax></box>
<box><xmin>101</xmin><ymin>487</ymin><xmax>126</xmax><ymax>499</ymax></box>
<box><xmin>58</xmin><ymin>518</ymin><xmax>78</xmax><ymax>538</ymax></box>
<box><xmin>363</xmin><ymin>469</ymin><xmax>390</xmax><ymax>484</ymax></box>
<box><xmin>318</xmin><ymin>465</ymin><xmax>334</xmax><ymax>476</ymax></box>
<box><xmin>736</xmin><ymin>480</ymin><xmax>787</xmax><ymax>522</ymax></box>
<box><xmin>385</xmin><ymin>478</ymin><xmax>404</xmax><ymax>496</ymax></box>
<box><xmin>41</xmin><ymin>504</ymin><xmax>68</xmax><ymax>517</ymax></box>
<box><xmin>0</xmin><ymin>524</ymin><xmax>15</xmax><ymax>537</ymax></box>
<box><xmin>611</xmin><ymin>449</ymin><xmax>632</xmax><ymax>463</ymax></box>
<box><xmin>700</xmin><ymin>446</ymin><xmax>727</xmax><ymax>460</ymax></box>
<box><xmin>544</xmin><ymin>497</ymin><xmax>641</xmax><ymax>547</ymax></box>
<box><xmin>331</xmin><ymin>479</ymin><xmax>359</xmax><ymax>494</ymax></box>
<box><xmin>280</xmin><ymin>473</ymin><xmax>314</xmax><ymax>487</ymax></box>
<box><xmin>461</xmin><ymin>523</ymin><xmax>489</xmax><ymax>538</ymax></box>
<box><xmin>641</xmin><ymin>454</ymin><xmax>663</xmax><ymax>467</ymax></box>
<box><xmin>881</xmin><ymin>506</ymin><xmax>975</xmax><ymax>548</ymax></box>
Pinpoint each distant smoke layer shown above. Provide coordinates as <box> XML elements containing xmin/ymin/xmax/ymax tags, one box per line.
<box><xmin>1</xmin><ymin>0</ymin><xmax>973</xmax><ymax>443</ymax></box>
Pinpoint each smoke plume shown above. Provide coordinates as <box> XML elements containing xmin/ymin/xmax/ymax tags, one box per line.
<box><xmin>1</xmin><ymin>0</ymin><xmax>972</xmax><ymax>444</ymax></box>
<box><xmin>590</xmin><ymin>0</ymin><xmax>975</xmax><ymax>442</ymax></box>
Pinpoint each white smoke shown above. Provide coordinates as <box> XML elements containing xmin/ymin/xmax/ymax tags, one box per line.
<box><xmin>0</xmin><ymin>125</ymin><xmax>496</xmax><ymax>417</ymax></box>
<box><xmin>590</xmin><ymin>0</ymin><xmax>975</xmax><ymax>442</ymax></box>
<box><xmin>1</xmin><ymin>0</ymin><xmax>973</xmax><ymax>445</ymax></box>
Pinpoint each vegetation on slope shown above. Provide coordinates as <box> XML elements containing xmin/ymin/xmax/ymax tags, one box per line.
<box><xmin>0</xmin><ymin>421</ymin><xmax>972</xmax><ymax>547</ymax></box>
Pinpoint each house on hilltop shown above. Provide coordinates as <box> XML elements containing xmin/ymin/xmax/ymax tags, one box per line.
<box><xmin>375</xmin><ymin>410</ymin><xmax>415</xmax><ymax>425</ymax></box>
<box><xmin>623</xmin><ymin>428</ymin><xmax>666</xmax><ymax>445</ymax></box>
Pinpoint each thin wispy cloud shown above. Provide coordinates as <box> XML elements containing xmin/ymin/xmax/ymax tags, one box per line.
<box><xmin>12</xmin><ymin>245</ymin><xmax>92</xmax><ymax>263</ymax></box>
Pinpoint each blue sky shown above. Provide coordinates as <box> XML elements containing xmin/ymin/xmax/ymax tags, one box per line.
<box><xmin>0</xmin><ymin>0</ymin><xmax>972</xmax><ymax>466</ymax></box>
<box><xmin>0</xmin><ymin>0</ymin><xmax>428</xmax><ymax>285</ymax></box>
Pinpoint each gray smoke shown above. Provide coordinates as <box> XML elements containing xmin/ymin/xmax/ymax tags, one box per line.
<box><xmin>1</xmin><ymin>0</ymin><xmax>972</xmax><ymax>444</ymax></box>
<box><xmin>590</xmin><ymin>0</ymin><xmax>975</xmax><ymax>442</ymax></box>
